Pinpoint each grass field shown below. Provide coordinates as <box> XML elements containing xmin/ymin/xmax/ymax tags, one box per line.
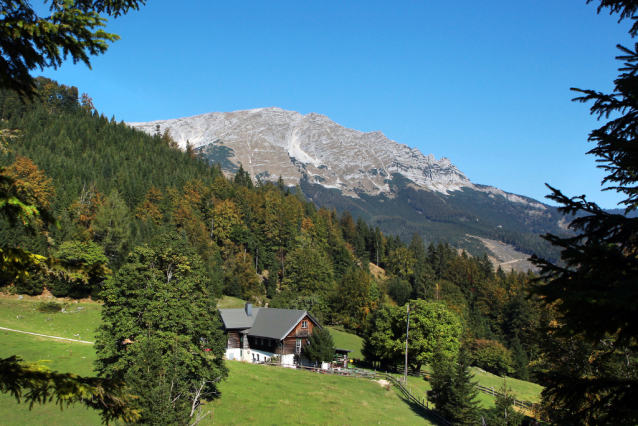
<box><xmin>0</xmin><ymin>331</ymin><xmax>437</xmax><ymax>426</ymax></box>
<box><xmin>470</xmin><ymin>368</ymin><xmax>543</xmax><ymax>403</ymax></box>
<box><xmin>207</xmin><ymin>361</ymin><xmax>437</xmax><ymax>426</ymax></box>
<box><xmin>0</xmin><ymin>299</ymin><xmax>102</xmax><ymax>340</ymax></box>
<box><xmin>216</xmin><ymin>295</ymin><xmax>247</xmax><ymax>309</ymax></box>
<box><xmin>0</xmin><ymin>299</ymin><xmax>544</xmax><ymax>425</ymax></box>
<box><xmin>326</xmin><ymin>326</ymin><xmax>364</xmax><ymax>359</ymax></box>
<box><xmin>0</xmin><ymin>331</ymin><xmax>101</xmax><ymax>426</ymax></box>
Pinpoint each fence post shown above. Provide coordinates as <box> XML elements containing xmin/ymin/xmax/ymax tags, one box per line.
<box><xmin>491</xmin><ymin>386</ymin><xmax>494</xmax><ymax>397</ymax></box>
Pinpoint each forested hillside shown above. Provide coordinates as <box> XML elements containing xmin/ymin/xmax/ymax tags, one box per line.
<box><xmin>0</xmin><ymin>78</ymin><xmax>549</xmax><ymax>411</ymax></box>
<box><xmin>301</xmin><ymin>176</ymin><xmax>564</xmax><ymax>264</ymax></box>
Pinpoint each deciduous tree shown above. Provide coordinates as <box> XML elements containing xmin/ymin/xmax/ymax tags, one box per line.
<box><xmin>362</xmin><ymin>299</ymin><xmax>462</xmax><ymax>371</ymax></box>
<box><xmin>95</xmin><ymin>233</ymin><xmax>228</xmax><ymax>424</ymax></box>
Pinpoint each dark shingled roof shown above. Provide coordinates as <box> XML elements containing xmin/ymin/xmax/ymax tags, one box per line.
<box><xmin>247</xmin><ymin>308</ymin><xmax>309</xmax><ymax>340</ymax></box>
<box><xmin>219</xmin><ymin>307</ymin><xmax>261</xmax><ymax>329</ymax></box>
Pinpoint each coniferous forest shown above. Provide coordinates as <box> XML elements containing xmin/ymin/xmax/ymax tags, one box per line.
<box><xmin>1</xmin><ymin>78</ymin><xmax>544</xmax><ymax>382</ymax></box>
<box><xmin>1</xmin><ymin>1</ymin><xmax>638</xmax><ymax>424</ymax></box>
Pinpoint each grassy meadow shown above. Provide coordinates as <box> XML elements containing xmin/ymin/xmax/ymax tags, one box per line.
<box><xmin>207</xmin><ymin>361</ymin><xmax>437</xmax><ymax>426</ymax></box>
<box><xmin>0</xmin><ymin>298</ymin><xmax>101</xmax><ymax>340</ymax></box>
<box><xmin>216</xmin><ymin>295</ymin><xmax>247</xmax><ymax>309</ymax></box>
<box><xmin>326</xmin><ymin>326</ymin><xmax>364</xmax><ymax>359</ymax></box>
<box><xmin>0</xmin><ymin>298</ymin><xmax>543</xmax><ymax>425</ymax></box>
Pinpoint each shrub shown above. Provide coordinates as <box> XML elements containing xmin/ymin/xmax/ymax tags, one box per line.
<box><xmin>387</xmin><ymin>277</ymin><xmax>412</xmax><ymax>306</ymax></box>
<box><xmin>14</xmin><ymin>271</ymin><xmax>46</xmax><ymax>296</ymax></box>
<box><xmin>470</xmin><ymin>339</ymin><xmax>514</xmax><ymax>376</ymax></box>
<box><xmin>37</xmin><ymin>301</ymin><xmax>63</xmax><ymax>313</ymax></box>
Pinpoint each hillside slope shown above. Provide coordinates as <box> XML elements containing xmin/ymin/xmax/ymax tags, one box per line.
<box><xmin>131</xmin><ymin>107</ymin><xmax>566</xmax><ymax>261</ymax></box>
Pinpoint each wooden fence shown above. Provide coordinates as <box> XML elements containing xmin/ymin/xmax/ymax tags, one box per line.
<box><xmin>476</xmin><ymin>383</ymin><xmax>535</xmax><ymax>411</ymax></box>
<box><xmin>262</xmin><ymin>361</ymin><xmax>537</xmax><ymax>424</ymax></box>
<box><xmin>388</xmin><ymin>365</ymin><xmax>537</xmax><ymax>412</ymax></box>
<box><xmin>263</xmin><ymin>362</ymin><xmax>452</xmax><ymax>425</ymax></box>
<box><xmin>381</xmin><ymin>372</ymin><xmax>452</xmax><ymax>426</ymax></box>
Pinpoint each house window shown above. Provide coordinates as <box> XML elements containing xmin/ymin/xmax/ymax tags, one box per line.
<box><xmin>301</xmin><ymin>320</ymin><xmax>308</xmax><ymax>329</ymax></box>
<box><xmin>295</xmin><ymin>339</ymin><xmax>302</xmax><ymax>354</ymax></box>
<box><xmin>268</xmin><ymin>339</ymin><xmax>272</xmax><ymax>347</ymax></box>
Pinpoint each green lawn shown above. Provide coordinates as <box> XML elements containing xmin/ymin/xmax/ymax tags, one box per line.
<box><xmin>0</xmin><ymin>331</ymin><xmax>101</xmax><ymax>426</ymax></box>
<box><xmin>0</xmin><ymin>299</ymin><xmax>102</xmax><ymax>341</ymax></box>
<box><xmin>206</xmin><ymin>361</ymin><xmax>437</xmax><ymax>426</ymax></box>
<box><xmin>0</xmin><ymin>299</ymin><xmax>543</xmax><ymax>425</ymax></box>
<box><xmin>326</xmin><ymin>326</ymin><xmax>364</xmax><ymax>359</ymax></box>
<box><xmin>216</xmin><ymin>295</ymin><xmax>246</xmax><ymax>309</ymax></box>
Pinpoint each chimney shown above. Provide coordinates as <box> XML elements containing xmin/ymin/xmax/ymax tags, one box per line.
<box><xmin>245</xmin><ymin>302</ymin><xmax>252</xmax><ymax>316</ymax></box>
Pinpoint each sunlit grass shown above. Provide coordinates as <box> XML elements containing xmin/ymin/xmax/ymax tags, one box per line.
<box><xmin>0</xmin><ymin>299</ymin><xmax>102</xmax><ymax>340</ymax></box>
<box><xmin>326</xmin><ymin>326</ymin><xmax>364</xmax><ymax>359</ymax></box>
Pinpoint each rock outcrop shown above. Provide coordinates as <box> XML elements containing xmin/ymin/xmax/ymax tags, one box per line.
<box><xmin>129</xmin><ymin>107</ymin><xmax>472</xmax><ymax>198</ymax></box>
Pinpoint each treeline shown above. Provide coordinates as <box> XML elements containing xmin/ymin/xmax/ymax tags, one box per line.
<box><xmin>0</xmin><ymin>78</ymin><xmax>544</xmax><ymax>385</ymax></box>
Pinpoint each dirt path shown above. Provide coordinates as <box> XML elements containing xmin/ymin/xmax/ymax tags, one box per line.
<box><xmin>0</xmin><ymin>326</ymin><xmax>94</xmax><ymax>344</ymax></box>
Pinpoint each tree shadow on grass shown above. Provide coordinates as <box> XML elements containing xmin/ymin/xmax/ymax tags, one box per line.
<box><xmin>394</xmin><ymin>391</ymin><xmax>449</xmax><ymax>426</ymax></box>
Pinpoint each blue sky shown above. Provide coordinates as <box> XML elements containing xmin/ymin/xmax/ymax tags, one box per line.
<box><xmin>40</xmin><ymin>0</ymin><xmax>633</xmax><ymax>208</ymax></box>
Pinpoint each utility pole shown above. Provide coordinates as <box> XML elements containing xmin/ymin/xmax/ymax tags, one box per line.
<box><xmin>404</xmin><ymin>303</ymin><xmax>410</xmax><ymax>385</ymax></box>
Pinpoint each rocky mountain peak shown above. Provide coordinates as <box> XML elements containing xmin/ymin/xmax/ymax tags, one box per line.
<box><xmin>128</xmin><ymin>108</ymin><xmax>484</xmax><ymax>199</ymax></box>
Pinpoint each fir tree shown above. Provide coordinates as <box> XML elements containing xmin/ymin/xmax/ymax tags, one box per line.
<box><xmin>529</xmin><ymin>2</ymin><xmax>638</xmax><ymax>423</ymax></box>
<box><xmin>446</xmin><ymin>346</ymin><xmax>480</xmax><ymax>426</ymax></box>
<box><xmin>484</xmin><ymin>381</ymin><xmax>524</xmax><ymax>426</ymax></box>
<box><xmin>429</xmin><ymin>346</ymin><xmax>454</xmax><ymax>417</ymax></box>
<box><xmin>303</xmin><ymin>328</ymin><xmax>336</xmax><ymax>364</ymax></box>
<box><xmin>509</xmin><ymin>337</ymin><xmax>529</xmax><ymax>381</ymax></box>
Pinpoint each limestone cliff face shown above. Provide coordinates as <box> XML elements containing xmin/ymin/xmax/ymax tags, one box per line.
<box><xmin>129</xmin><ymin>107</ymin><xmax>471</xmax><ymax>198</ymax></box>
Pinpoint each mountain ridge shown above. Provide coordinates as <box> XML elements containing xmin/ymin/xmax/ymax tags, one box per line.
<box><xmin>129</xmin><ymin>107</ymin><xmax>561</xmax><ymax>262</ymax></box>
<box><xmin>129</xmin><ymin>107</ymin><xmax>485</xmax><ymax>199</ymax></box>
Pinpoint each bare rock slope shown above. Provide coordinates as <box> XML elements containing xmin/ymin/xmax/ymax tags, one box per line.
<box><xmin>129</xmin><ymin>107</ymin><xmax>473</xmax><ymax>198</ymax></box>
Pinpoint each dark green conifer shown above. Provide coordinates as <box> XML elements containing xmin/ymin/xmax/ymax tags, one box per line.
<box><xmin>446</xmin><ymin>346</ymin><xmax>480</xmax><ymax>426</ymax></box>
<box><xmin>303</xmin><ymin>328</ymin><xmax>336</xmax><ymax>364</ymax></box>
<box><xmin>484</xmin><ymin>381</ymin><xmax>524</xmax><ymax>426</ymax></box>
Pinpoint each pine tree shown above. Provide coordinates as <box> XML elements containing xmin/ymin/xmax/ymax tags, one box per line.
<box><xmin>445</xmin><ymin>346</ymin><xmax>480</xmax><ymax>426</ymax></box>
<box><xmin>509</xmin><ymin>337</ymin><xmax>529</xmax><ymax>381</ymax></box>
<box><xmin>484</xmin><ymin>381</ymin><xmax>524</xmax><ymax>426</ymax></box>
<box><xmin>529</xmin><ymin>2</ymin><xmax>638</xmax><ymax>423</ymax></box>
<box><xmin>303</xmin><ymin>328</ymin><xmax>336</xmax><ymax>364</ymax></box>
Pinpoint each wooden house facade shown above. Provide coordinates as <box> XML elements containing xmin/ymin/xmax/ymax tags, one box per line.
<box><xmin>219</xmin><ymin>303</ymin><xmax>322</xmax><ymax>366</ymax></box>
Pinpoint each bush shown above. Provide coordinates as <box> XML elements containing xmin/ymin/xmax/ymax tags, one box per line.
<box><xmin>470</xmin><ymin>339</ymin><xmax>514</xmax><ymax>376</ymax></box>
<box><xmin>37</xmin><ymin>301</ymin><xmax>63</xmax><ymax>313</ymax></box>
<box><xmin>387</xmin><ymin>277</ymin><xmax>412</xmax><ymax>306</ymax></box>
<box><xmin>303</xmin><ymin>328</ymin><xmax>335</xmax><ymax>364</ymax></box>
<box><xmin>15</xmin><ymin>274</ymin><xmax>46</xmax><ymax>296</ymax></box>
<box><xmin>50</xmin><ymin>241</ymin><xmax>110</xmax><ymax>299</ymax></box>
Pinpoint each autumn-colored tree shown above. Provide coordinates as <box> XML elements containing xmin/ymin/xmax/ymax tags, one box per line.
<box><xmin>161</xmin><ymin>129</ymin><xmax>179</xmax><ymax>150</ymax></box>
<box><xmin>5</xmin><ymin>156</ymin><xmax>55</xmax><ymax>211</ymax></box>
<box><xmin>135</xmin><ymin>186</ymin><xmax>164</xmax><ymax>225</ymax></box>
<box><xmin>68</xmin><ymin>183</ymin><xmax>104</xmax><ymax>240</ymax></box>
<box><xmin>80</xmin><ymin>93</ymin><xmax>95</xmax><ymax>112</ymax></box>
<box><xmin>223</xmin><ymin>249</ymin><xmax>262</xmax><ymax>298</ymax></box>
<box><xmin>211</xmin><ymin>199</ymin><xmax>244</xmax><ymax>253</ymax></box>
<box><xmin>331</xmin><ymin>268</ymin><xmax>376</xmax><ymax>331</ymax></box>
